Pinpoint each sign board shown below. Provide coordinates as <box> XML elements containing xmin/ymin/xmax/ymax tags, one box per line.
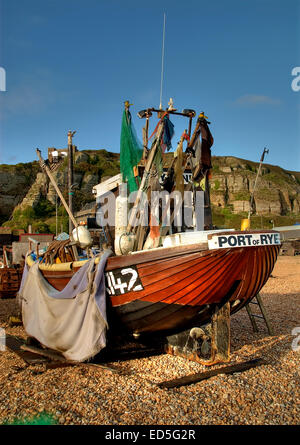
<box><xmin>208</xmin><ymin>232</ymin><xmax>281</xmax><ymax>250</ymax></box>
<box><xmin>105</xmin><ymin>266</ymin><xmax>144</xmax><ymax>296</ymax></box>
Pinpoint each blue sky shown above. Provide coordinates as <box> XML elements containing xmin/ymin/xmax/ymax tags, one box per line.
<box><xmin>0</xmin><ymin>0</ymin><xmax>299</xmax><ymax>171</ymax></box>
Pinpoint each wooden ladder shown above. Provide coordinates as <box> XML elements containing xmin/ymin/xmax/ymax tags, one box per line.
<box><xmin>245</xmin><ymin>293</ymin><xmax>274</xmax><ymax>335</ymax></box>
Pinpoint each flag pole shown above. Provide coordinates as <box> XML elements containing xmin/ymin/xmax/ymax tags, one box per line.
<box><xmin>247</xmin><ymin>147</ymin><xmax>269</xmax><ymax>221</ymax></box>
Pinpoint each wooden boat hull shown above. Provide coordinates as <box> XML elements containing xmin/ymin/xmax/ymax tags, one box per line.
<box><xmin>37</xmin><ymin>233</ymin><xmax>280</xmax><ymax>335</ymax></box>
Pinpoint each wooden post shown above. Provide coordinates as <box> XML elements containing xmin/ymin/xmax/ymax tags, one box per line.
<box><xmin>142</xmin><ymin>111</ymin><xmax>152</xmax><ymax>158</ymax></box>
<box><xmin>36</xmin><ymin>149</ymin><xmax>78</xmax><ymax>229</ymax></box>
<box><xmin>55</xmin><ymin>193</ymin><xmax>58</xmax><ymax>237</ymax></box>
<box><xmin>126</xmin><ymin>122</ymin><xmax>164</xmax><ymax>233</ymax></box>
<box><xmin>68</xmin><ymin>131</ymin><xmax>76</xmax><ymax>235</ymax></box>
<box><xmin>186</xmin><ymin>119</ymin><xmax>201</xmax><ymax>151</ymax></box>
<box><xmin>3</xmin><ymin>246</ymin><xmax>9</xmax><ymax>268</ymax></box>
<box><xmin>248</xmin><ymin>147</ymin><xmax>269</xmax><ymax>221</ymax></box>
<box><xmin>188</xmin><ymin>115</ymin><xmax>193</xmax><ymax>139</ymax></box>
<box><xmin>157</xmin><ymin>358</ymin><xmax>264</xmax><ymax>389</ymax></box>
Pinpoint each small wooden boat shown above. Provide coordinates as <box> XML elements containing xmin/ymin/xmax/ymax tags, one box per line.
<box><xmin>26</xmin><ymin>229</ymin><xmax>280</xmax><ymax>335</ymax></box>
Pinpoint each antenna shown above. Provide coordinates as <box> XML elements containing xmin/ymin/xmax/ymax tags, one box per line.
<box><xmin>159</xmin><ymin>13</ymin><xmax>166</xmax><ymax>110</ymax></box>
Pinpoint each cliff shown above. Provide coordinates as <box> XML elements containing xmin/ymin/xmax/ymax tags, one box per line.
<box><xmin>0</xmin><ymin>162</ymin><xmax>40</xmax><ymax>225</ymax></box>
<box><xmin>210</xmin><ymin>156</ymin><xmax>300</xmax><ymax>215</ymax></box>
<box><xmin>0</xmin><ymin>151</ymin><xmax>299</xmax><ymax>232</ymax></box>
<box><xmin>0</xmin><ymin>150</ymin><xmax>120</xmax><ymax>232</ymax></box>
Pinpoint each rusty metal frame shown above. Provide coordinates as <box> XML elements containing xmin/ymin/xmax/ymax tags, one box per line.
<box><xmin>164</xmin><ymin>301</ymin><xmax>231</xmax><ymax>366</ymax></box>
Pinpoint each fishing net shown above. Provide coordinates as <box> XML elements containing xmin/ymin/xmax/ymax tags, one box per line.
<box><xmin>162</xmin><ymin>115</ymin><xmax>174</xmax><ymax>151</ymax></box>
<box><xmin>120</xmin><ymin>109</ymin><xmax>143</xmax><ymax>194</ymax></box>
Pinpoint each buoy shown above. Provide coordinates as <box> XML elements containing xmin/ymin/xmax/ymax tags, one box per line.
<box><xmin>115</xmin><ymin>183</ymin><xmax>131</xmax><ymax>255</ymax></box>
<box><xmin>241</xmin><ymin>218</ymin><xmax>250</xmax><ymax>231</ymax></box>
<box><xmin>72</xmin><ymin>226</ymin><xmax>92</xmax><ymax>249</ymax></box>
<box><xmin>118</xmin><ymin>232</ymin><xmax>136</xmax><ymax>255</ymax></box>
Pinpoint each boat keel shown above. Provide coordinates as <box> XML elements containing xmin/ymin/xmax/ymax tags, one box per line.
<box><xmin>164</xmin><ymin>301</ymin><xmax>231</xmax><ymax>366</ymax></box>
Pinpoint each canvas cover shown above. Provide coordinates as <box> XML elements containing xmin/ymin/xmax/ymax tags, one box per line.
<box><xmin>19</xmin><ymin>251</ymin><xmax>112</xmax><ymax>362</ymax></box>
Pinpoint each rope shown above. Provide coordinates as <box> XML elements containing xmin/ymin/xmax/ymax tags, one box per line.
<box><xmin>42</xmin><ymin>239</ymin><xmax>76</xmax><ymax>265</ymax></box>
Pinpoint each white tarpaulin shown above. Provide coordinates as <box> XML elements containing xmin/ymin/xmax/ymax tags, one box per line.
<box><xmin>19</xmin><ymin>251</ymin><xmax>112</xmax><ymax>362</ymax></box>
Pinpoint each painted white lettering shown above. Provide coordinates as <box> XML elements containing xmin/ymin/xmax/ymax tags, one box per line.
<box><xmin>121</xmin><ymin>268</ymin><xmax>138</xmax><ymax>291</ymax></box>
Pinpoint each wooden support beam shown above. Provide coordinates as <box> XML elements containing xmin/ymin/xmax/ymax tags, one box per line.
<box><xmin>127</xmin><ymin>123</ymin><xmax>164</xmax><ymax>233</ymax></box>
<box><xmin>21</xmin><ymin>344</ymin><xmax>67</xmax><ymax>362</ymax></box>
<box><xmin>157</xmin><ymin>358</ymin><xmax>265</xmax><ymax>389</ymax></box>
<box><xmin>36</xmin><ymin>149</ymin><xmax>78</xmax><ymax>229</ymax></box>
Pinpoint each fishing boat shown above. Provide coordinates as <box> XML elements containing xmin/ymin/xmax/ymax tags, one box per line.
<box><xmin>22</xmin><ymin>102</ymin><xmax>281</xmax><ymax>364</ymax></box>
<box><xmin>26</xmin><ymin>230</ymin><xmax>280</xmax><ymax>334</ymax></box>
<box><xmin>26</xmin><ymin>103</ymin><xmax>281</xmax><ymax>332</ymax></box>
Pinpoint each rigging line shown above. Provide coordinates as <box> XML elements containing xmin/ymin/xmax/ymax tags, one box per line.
<box><xmin>159</xmin><ymin>12</ymin><xmax>166</xmax><ymax>110</ymax></box>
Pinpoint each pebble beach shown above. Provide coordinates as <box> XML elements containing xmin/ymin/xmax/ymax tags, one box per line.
<box><xmin>0</xmin><ymin>256</ymin><xmax>299</xmax><ymax>426</ymax></box>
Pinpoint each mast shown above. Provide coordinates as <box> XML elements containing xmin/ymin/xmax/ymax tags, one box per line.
<box><xmin>248</xmin><ymin>147</ymin><xmax>269</xmax><ymax>221</ymax></box>
<box><xmin>159</xmin><ymin>13</ymin><xmax>166</xmax><ymax>110</ymax></box>
<box><xmin>36</xmin><ymin>149</ymin><xmax>78</xmax><ymax>228</ymax></box>
<box><xmin>68</xmin><ymin>130</ymin><xmax>76</xmax><ymax>235</ymax></box>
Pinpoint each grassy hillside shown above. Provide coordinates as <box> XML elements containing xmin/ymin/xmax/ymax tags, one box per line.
<box><xmin>0</xmin><ymin>152</ymin><xmax>299</xmax><ymax>234</ymax></box>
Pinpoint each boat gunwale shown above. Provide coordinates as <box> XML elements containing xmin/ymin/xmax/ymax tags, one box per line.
<box><xmin>26</xmin><ymin>229</ymin><xmax>281</xmax><ymax>272</ymax></box>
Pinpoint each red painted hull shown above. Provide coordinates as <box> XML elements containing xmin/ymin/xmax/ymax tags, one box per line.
<box><xmin>39</xmin><ymin>237</ymin><xmax>280</xmax><ymax>335</ymax></box>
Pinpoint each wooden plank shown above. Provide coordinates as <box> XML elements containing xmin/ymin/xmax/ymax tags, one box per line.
<box><xmin>44</xmin><ymin>361</ymin><xmax>120</xmax><ymax>373</ymax></box>
<box><xmin>157</xmin><ymin>358</ymin><xmax>265</xmax><ymax>389</ymax></box>
<box><xmin>6</xmin><ymin>336</ymin><xmax>124</xmax><ymax>372</ymax></box>
<box><xmin>105</xmin><ymin>242</ymin><xmax>208</xmax><ymax>271</ymax></box>
<box><xmin>127</xmin><ymin>122</ymin><xmax>164</xmax><ymax>233</ymax></box>
<box><xmin>206</xmin><ymin>229</ymin><xmax>278</xmax><ymax>240</ymax></box>
<box><xmin>5</xmin><ymin>335</ymin><xmax>49</xmax><ymax>365</ymax></box>
<box><xmin>109</xmin><ymin>247</ymin><xmax>244</xmax><ymax>307</ymax></box>
<box><xmin>21</xmin><ymin>344</ymin><xmax>67</xmax><ymax>362</ymax></box>
<box><xmin>93</xmin><ymin>174</ymin><xmax>122</xmax><ymax>196</ymax></box>
<box><xmin>81</xmin><ymin>362</ymin><xmax>121</xmax><ymax>373</ymax></box>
